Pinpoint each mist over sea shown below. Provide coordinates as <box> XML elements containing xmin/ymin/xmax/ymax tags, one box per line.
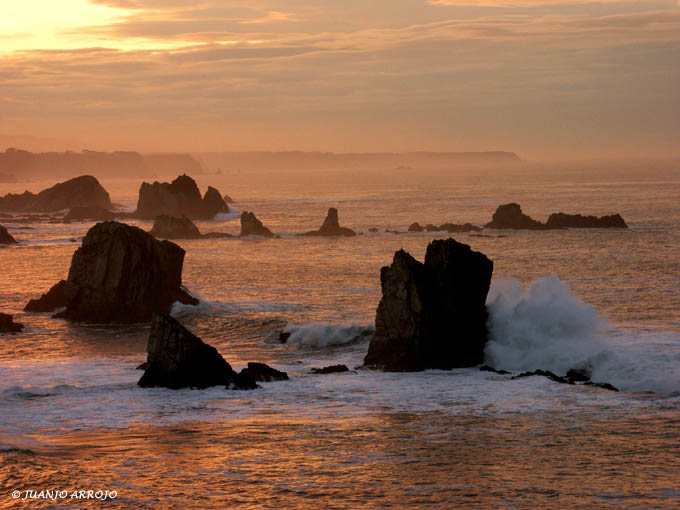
<box><xmin>1</xmin><ymin>163</ymin><xmax>679</xmax><ymax>509</ymax></box>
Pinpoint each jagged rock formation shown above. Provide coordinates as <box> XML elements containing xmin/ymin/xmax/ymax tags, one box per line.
<box><xmin>409</xmin><ymin>222</ymin><xmax>481</xmax><ymax>233</ymax></box>
<box><xmin>63</xmin><ymin>206</ymin><xmax>115</xmax><ymax>222</ymax></box>
<box><xmin>301</xmin><ymin>208</ymin><xmax>355</xmax><ymax>237</ymax></box>
<box><xmin>0</xmin><ymin>175</ymin><xmax>112</xmax><ymax>213</ymax></box>
<box><xmin>24</xmin><ymin>221</ymin><xmax>198</xmax><ymax>323</ymax></box>
<box><xmin>0</xmin><ymin>313</ymin><xmax>23</xmax><ymax>333</ymax></box>
<box><xmin>364</xmin><ymin>238</ymin><xmax>493</xmax><ymax>371</ymax></box>
<box><xmin>240</xmin><ymin>212</ymin><xmax>274</xmax><ymax>237</ymax></box>
<box><xmin>134</xmin><ymin>174</ymin><xmax>229</xmax><ymax>220</ymax></box>
<box><xmin>0</xmin><ymin>225</ymin><xmax>17</xmax><ymax>245</ymax></box>
<box><xmin>485</xmin><ymin>203</ymin><xmax>546</xmax><ymax>230</ymax></box>
<box><xmin>138</xmin><ymin>314</ymin><xmax>257</xmax><ymax>390</ymax></box>
<box><xmin>24</xmin><ymin>280</ymin><xmax>69</xmax><ymax>312</ymax></box>
<box><xmin>150</xmin><ymin>215</ymin><xmax>202</xmax><ymax>239</ymax></box>
<box><xmin>223</xmin><ymin>194</ymin><xmax>234</xmax><ymax>203</ymax></box>
<box><xmin>239</xmin><ymin>362</ymin><xmax>289</xmax><ymax>382</ymax></box>
<box><xmin>545</xmin><ymin>212</ymin><xmax>628</xmax><ymax>229</ymax></box>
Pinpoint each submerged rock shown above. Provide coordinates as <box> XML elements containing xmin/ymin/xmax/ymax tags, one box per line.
<box><xmin>480</xmin><ymin>365</ymin><xmax>511</xmax><ymax>375</ymax></box>
<box><xmin>0</xmin><ymin>175</ymin><xmax>112</xmax><ymax>213</ymax></box>
<box><xmin>0</xmin><ymin>224</ymin><xmax>17</xmax><ymax>245</ymax></box>
<box><xmin>63</xmin><ymin>206</ymin><xmax>115</xmax><ymax>222</ymax></box>
<box><xmin>311</xmin><ymin>365</ymin><xmax>350</xmax><ymax>374</ymax></box>
<box><xmin>138</xmin><ymin>314</ymin><xmax>256</xmax><ymax>390</ymax></box>
<box><xmin>409</xmin><ymin>222</ymin><xmax>480</xmax><ymax>233</ymax></box>
<box><xmin>25</xmin><ymin>221</ymin><xmax>198</xmax><ymax>323</ymax></box>
<box><xmin>545</xmin><ymin>212</ymin><xmax>627</xmax><ymax>229</ymax></box>
<box><xmin>134</xmin><ymin>174</ymin><xmax>230</xmax><ymax>220</ymax></box>
<box><xmin>239</xmin><ymin>362</ymin><xmax>289</xmax><ymax>382</ymax></box>
<box><xmin>301</xmin><ymin>208</ymin><xmax>356</xmax><ymax>237</ymax></box>
<box><xmin>24</xmin><ymin>280</ymin><xmax>68</xmax><ymax>312</ymax></box>
<box><xmin>0</xmin><ymin>313</ymin><xmax>23</xmax><ymax>333</ymax></box>
<box><xmin>364</xmin><ymin>238</ymin><xmax>493</xmax><ymax>371</ymax></box>
<box><xmin>149</xmin><ymin>215</ymin><xmax>202</xmax><ymax>239</ymax></box>
<box><xmin>511</xmin><ymin>368</ymin><xmax>619</xmax><ymax>391</ymax></box>
<box><xmin>485</xmin><ymin>203</ymin><xmax>546</xmax><ymax>230</ymax></box>
<box><xmin>240</xmin><ymin>211</ymin><xmax>274</xmax><ymax>237</ymax></box>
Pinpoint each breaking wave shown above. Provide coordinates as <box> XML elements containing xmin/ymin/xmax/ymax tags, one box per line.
<box><xmin>281</xmin><ymin>322</ymin><xmax>374</xmax><ymax>348</ymax></box>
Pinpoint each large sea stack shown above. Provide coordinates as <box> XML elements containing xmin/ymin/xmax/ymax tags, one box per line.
<box><xmin>0</xmin><ymin>225</ymin><xmax>17</xmax><ymax>245</ymax></box>
<box><xmin>364</xmin><ymin>238</ymin><xmax>493</xmax><ymax>371</ymax></box>
<box><xmin>24</xmin><ymin>221</ymin><xmax>198</xmax><ymax>323</ymax></box>
<box><xmin>138</xmin><ymin>314</ymin><xmax>256</xmax><ymax>390</ymax></box>
<box><xmin>0</xmin><ymin>175</ymin><xmax>112</xmax><ymax>213</ymax></box>
<box><xmin>301</xmin><ymin>208</ymin><xmax>356</xmax><ymax>237</ymax></box>
<box><xmin>134</xmin><ymin>175</ymin><xmax>230</xmax><ymax>220</ymax></box>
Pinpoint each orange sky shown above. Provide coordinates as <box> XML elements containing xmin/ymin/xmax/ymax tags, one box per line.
<box><xmin>1</xmin><ymin>0</ymin><xmax>679</xmax><ymax>158</ymax></box>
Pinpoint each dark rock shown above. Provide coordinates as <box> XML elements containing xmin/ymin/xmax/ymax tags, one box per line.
<box><xmin>136</xmin><ymin>362</ymin><xmax>148</xmax><ymax>370</ymax></box>
<box><xmin>364</xmin><ymin>238</ymin><xmax>493</xmax><ymax>371</ymax></box>
<box><xmin>369</xmin><ymin>227</ymin><xmax>379</xmax><ymax>233</ymax></box>
<box><xmin>545</xmin><ymin>212</ymin><xmax>628</xmax><ymax>229</ymax></box>
<box><xmin>25</xmin><ymin>221</ymin><xmax>198</xmax><ymax>323</ymax></box>
<box><xmin>134</xmin><ymin>174</ymin><xmax>230</xmax><ymax>220</ymax></box>
<box><xmin>438</xmin><ymin>223</ymin><xmax>482</xmax><ymax>233</ymax></box>
<box><xmin>584</xmin><ymin>381</ymin><xmax>619</xmax><ymax>392</ymax></box>
<box><xmin>239</xmin><ymin>362</ymin><xmax>289</xmax><ymax>382</ymax></box>
<box><xmin>279</xmin><ymin>331</ymin><xmax>291</xmax><ymax>344</ymax></box>
<box><xmin>408</xmin><ymin>222</ymin><xmax>424</xmax><ymax>232</ymax></box>
<box><xmin>424</xmin><ymin>224</ymin><xmax>438</xmax><ymax>232</ymax></box>
<box><xmin>24</xmin><ymin>280</ymin><xmax>69</xmax><ymax>312</ymax></box>
<box><xmin>566</xmin><ymin>367</ymin><xmax>591</xmax><ymax>382</ymax></box>
<box><xmin>0</xmin><ymin>313</ymin><xmax>23</xmax><ymax>333</ymax></box>
<box><xmin>240</xmin><ymin>212</ymin><xmax>274</xmax><ymax>237</ymax></box>
<box><xmin>0</xmin><ymin>224</ymin><xmax>17</xmax><ymax>245</ymax></box>
<box><xmin>480</xmin><ymin>365</ymin><xmax>511</xmax><ymax>375</ymax></box>
<box><xmin>512</xmin><ymin>369</ymin><xmax>573</xmax><ymax>384</ymax></box>
<box><xmin>301</xmin><ymin>208</ymin><xmax>356</xmax><ymax>237</ymax></box>
<box><xmin>485</xmin><ymin>203</ymin><xmax>547</xmax><ymax>230</ymax></box>
<box><xmin>138</xmin><ymin>314</ymin><xmax>256</xmax><ymax>390</ymax></box>
<box><xmin>223</xmin><ymin>194</ymin><xmax>234</xmax><ymax>203</ymax></box>
<box><xmin>201</xmin><ymin>231</ymin><xmax>233</xmax><ymax>239</ymax></box>
<box><xmin>0</xmin><ymin>175</ymin><xmax>112</xmax><ymax>213</ymax></box>
<box><xmin>311</xmin><ymin>365</ymin><xmax>349</xmax><ymax>374</ymax></box>
<box><xmin>63</xmin><ymin>206</ymin><xmax>115</xmax><ymax>222</ymax></box>
<box><xmin>149</xmin><ymin>215</ymin><xmax>202</xmax><ymax>239</ymax></box>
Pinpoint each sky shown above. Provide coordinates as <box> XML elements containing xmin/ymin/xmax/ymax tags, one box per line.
<box><xmin>0</xmin><ymin>0</ymin><xmax>679</xmax><ymax>158</ymax></box>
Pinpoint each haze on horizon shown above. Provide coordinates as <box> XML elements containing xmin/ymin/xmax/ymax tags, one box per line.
<box><xmin>1</xmin><ymin>0</ymin><xmax>679</xmax><ymax>160</ymax></box>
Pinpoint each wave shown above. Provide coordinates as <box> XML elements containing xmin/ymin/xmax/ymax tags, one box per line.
<box><xmin>485</xmin><ymin>275</ymin><xmax>680</xmax><ymax>394</ymax></box>
<box><xmin>213</xmin><ymin>208</ymin><xmax>242</xmax><ymax>221</ymax></box>
<box><xmin>281</xmin><ymin>322</ymin><xmax>374</xmax><ymax>348</ymax></box>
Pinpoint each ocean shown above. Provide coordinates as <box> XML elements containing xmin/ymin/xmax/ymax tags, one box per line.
<box><xmin>1</xmin><ymin>162</ymin><xmax>679</xmax><ymax>509</ymax></box>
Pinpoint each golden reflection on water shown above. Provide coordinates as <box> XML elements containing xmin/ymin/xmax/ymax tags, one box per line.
<box><xmin>2</xmin><ymin>410</ymin><xmax>678</xmax><ymax>509</ymax></box>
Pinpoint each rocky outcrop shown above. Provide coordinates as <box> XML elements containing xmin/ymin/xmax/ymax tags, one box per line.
<box><xmin>63</xmin><ymin>206</ymin><xmax>115</xmax><ymax>222</ymax></box>
<box><xmin>239</xmin><ymin>362</ymin><xmax>289</xmax><ymax>382</ymax></box>
<box><xmin>301</xmin><ymin>208</ymin><xmax>355</xmax><ymax>237</ymax></box>
<box><xmin>311</xmin><ymin>365</ymin><xmax>349</xmax><ymax>374</ymax></box>
<box><xmin>0</xmin><ymin>313</ymin><xmax>23</xmax><ymax>333</ymax></box>
<box><xmin>408</xmin><ymin>222</ymin><xmax>424</xmax><ymax>232</ymax></box>
<box><xmin>138</xmin><ymin>314</ymin><xmax>256</xmax><ymax>390</ymax></box>
<box><xmin>24</xmin><ymin>280</ymin><xmax>69</xmax><ymax>312</ymax></box>
<box><xmin>240</xmin><ymin>212</ymin><xmax>274</xmax><ymax>237</ymax></box>
<box><xmin>134</xmin><ymin>175</ymin><xmax>230</xmax><ymax>220</ymax></box>
<box><xmin>25</xmin><ymin>221</ymin><xmax>198</xmax><ymax>323</ymax></box>
<box><xmin>223</xmin><ymin>194</ymin><xmax>234</xmax><ymax>203</ymax></box>
<box><xmin>0</xmin><ymin>225</ymin><xmax>17</xmax><ymax>245</ymax></box>
<box><xmin>150</xmin><ymin>215</ymin><xmax>202</xmax><ymax>239</ymax></box>
<box><xmin>364</xmin><ymin>238</ymin><xmax>493</xmax><ymax>371</ymax></box>
<box><xmin>409</xmin><ymin>222</ymin><xmax>481</xmax><ymax>233</ymax></box>
<box><xmin>511</xmin><ymin>369</ymin><xmax>618</xmax><ymax>391</ymax></box>
<box><xmin>0</xmin><ymin>175</ymin><xmax>112</xmax><ymax>213</ymax></box>
<box><xmin>485</xmin><ymin>203</ymin><xmax>546</xmax><ymax>230</ymax></box>
<box><xmin>545</xmin><ymin>212</ymin><xmax>627</xmax><ymax>229</ymax></box>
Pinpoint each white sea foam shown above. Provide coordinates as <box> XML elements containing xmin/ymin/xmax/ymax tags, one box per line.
<box><xmin>214</xmin><ymin>208</ymin><xmax>242</xmax><ymax>221</ymax></box>
<box><xmin>485</xmin><ymin>275</ymin><xmax>680</xmax><ymax>394</ymax></box>
<box><xmin>282</xmin><ymin>322</ymin><xmax>374</xmax><ymax>348</ymax></box>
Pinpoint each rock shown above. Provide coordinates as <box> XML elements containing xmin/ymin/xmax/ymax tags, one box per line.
<box><xmin>301</xmin><ymin>208</ymin><xmax>356</xmax><ymax>237</ymax></box>
<box><xmin>223</xmin><ymin>194</ymin><xmax>234</xmax><ymax>203</ymax></box>
<box><xmin>0</xmin><ymin>224</ymin><xmax>17</xmax><ymax>245</ymax></box>
<box><xmin>149</xmin><ymin>215</ymin><xmax>202</xmax><ymax>239</ymax></box>
<box><xmin>239</xmin><ymin>362</ymin><xmax>289</xmax><ymax>382</ymax></box>
<box><xmin>364</xmin><ymin>238</ymin><xmax>493</xmax><ymax>371</ymax></box>
<box><xmin>279</xmin><ymin>331</ymin><xmax>291</xmax><ymax>344</ymax></box>
<box><xmin>138</xmin><ymin>314</ymin><xmax>256</xmax><ymax>390</ymax></box>
<box><xmin>63</xmin><ymin>206</ymin><xmax>115</xmax><ymax>222</ymax></box>
<box><xmin>565</xmin><ymin>367</ymin><xmax>591</xmax><ymax>382</ymax></box>
<box><xmin>25</xmin><ymin>221</ymin><xmax>198</xmax><ymax>323</ymax></box>
<box><xmin>311</xmin><ymin>365</ymin><xmax>349</xmax><ymax>374</ymax></box>
<box><xmin>134</xmin><ymin>174</ymin><xmax>230</xmax><ymax>220</ymax></box>
<box><xmin>512</xmin><ymin>369</ymin><xmax>573</xmax><ymax>384</ymax></box>
<box><xmin>480</xmin><ymin>365</ymin><xmax>511</xmax><ymax>375</ymax></box>
<box><xmin>0</xmin><ymin>175</ymin><xmax>112</xmax><ymax>213</ymax></box>
<box><xmin>369</xmin><ymin>227</ymin><xmax>379</xmax><ymax>233</ymax></box>
<box><xmin>584</xmin><ymin>381</ymin><xmax>619</xmax><ymax>392</ymax></box>
<box><xmin>408</xmin><ymin>222</ymin><xmax>424</xmax><ymax>232</ymax></box>
<box><xmin>545</xmin><ymin>212</ymin><xmax>628</xmax><ymax>229</ymax></box>
<box><xmin>485</xmin><ymin>203</ymin><xmax>547</xmax><ymax>230</ymax></box>
<box><xmin>0</xmin><ymin>313</ymin><xmax>23</xmax><ymax>333</ymax></box>
<box><xmin>136</xmin><ymin>362</ymin><xmax>148</xmax><ymax>370</ymax></box>
<box><xmin>511</xmin><ymin>368</ymin><xmax>619</xmax><ymax>391</ymax></box>
<box><xmin>24</xmin><ymin>280</ymin><xmax>69</xmax><ymax>312</ymax></box>
<box><xmin>240</xmin><ymin>212</ymin><xmax>274</xmax><ymax>237</ymax></box>
<box><xmin>201</xmin><ymin>231</ymin><xmax>234</xmax><ymax>239</ymax></box>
